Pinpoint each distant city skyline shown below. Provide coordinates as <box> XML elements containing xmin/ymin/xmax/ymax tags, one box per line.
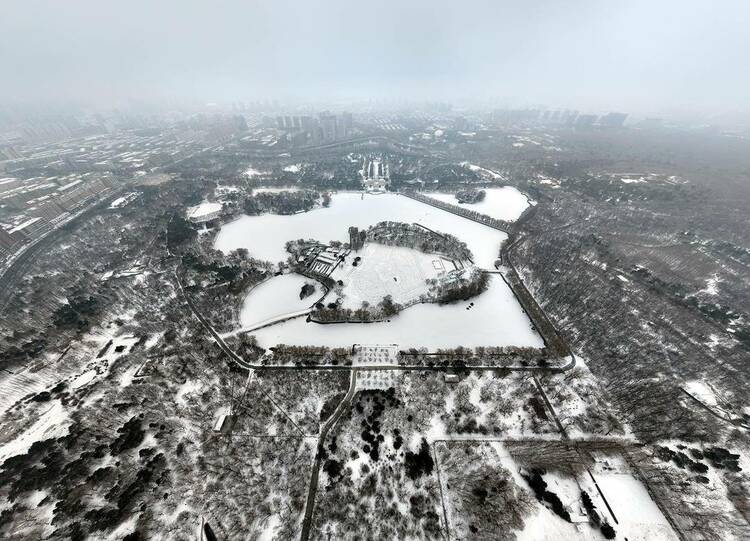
<box><xmin>2</xmin><ymin>0</ymin><xmax>750</xmax><ymax>116</ymax></box>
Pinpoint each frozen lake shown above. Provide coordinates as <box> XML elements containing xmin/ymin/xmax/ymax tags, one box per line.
<box><xmin>427</xmin><ymin>187</ymin><xmax>532</xmax><ymax>222</ymax></box>
<box><xmin>248</xmin><ymin>274</ymin><xmax>543</xmax><ymax>349</ymax></box>
<box><xmin>239</xmin><ymin>274</ymin><xmax>318</xmax><ymax>330</ymax></box>
<box><xmin>214</xmin><ymin>192</ymin><xmax>508</xmax><ymax>269</ymax></box>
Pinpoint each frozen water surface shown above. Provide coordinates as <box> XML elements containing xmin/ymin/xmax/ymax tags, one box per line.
<box><xmin>239</xmin><ymin>273</ymin><xmax>318</xmax><ymax>329</ymax></box>
<box><xmin>248</xmin><ymin>274</ymin><xmax>543</xmax><ymax>350</ymax></box>
<box><xmin>214</xmin><ymin>192</ymin><xmax>508</xmax><ymax>268</ymax></box>
<box><xmin>427</xmin><ymin>186</ymin><xmax>532</xmax><ymax>222</ymax></box>
<box><xmin>219</xmin><ymin>190</ymin><xmax>544</xmax><ymax>349</ymax></box>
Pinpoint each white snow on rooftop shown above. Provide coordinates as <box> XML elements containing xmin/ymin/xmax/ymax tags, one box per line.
<box><xmin>9</xmin><ymin>217</ymin><xmax>42</xmax><ymax>233</ymax></box>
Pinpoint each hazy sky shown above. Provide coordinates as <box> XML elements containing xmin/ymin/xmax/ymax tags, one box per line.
<box><xmin>2</xmin><ymin>0</ymin><xmax>749</xmax><ymax>114</ymax></box>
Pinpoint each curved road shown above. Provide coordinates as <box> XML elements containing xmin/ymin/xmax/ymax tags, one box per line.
<box><xmin>300</xmin><ymin>369</ymin><xmax>357</xmax><ymax>541</ymax></box>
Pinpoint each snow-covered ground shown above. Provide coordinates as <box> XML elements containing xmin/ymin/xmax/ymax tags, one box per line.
<box><xmin>330</xmin><ymin>243</ymin><xmax>456</xmax><ymax>310</ymax></box>
<box><xmin>584</xmin><ymin>454</ymin><xmax>679</xmax><ymax>540</ymax></box>
<box><xmin>214</xmin><ymin>192</ymin><xmax>508</xmax><ymax>269</ymax></box>
<box><xmin>109</xmin><ymin>192</ymin><xmax>139</xmax><ymax>209</ymax></box>
<box><xmin>238</xmin><ymin>274</ymin><xmax>319</xmax><ymax>329</ymax></box>
<box><xmin>0</xmin><ymin>400</ymin><xmax>70</xmax><ymax>463</ymax></box>
<box><xmin>252</xmin><ymin>186</ymin><xmax>301</xmax><ymax>194</ymax></box>
<box><xmin>682</xmin><ymin>379</ymin><xmax>736</xmax><ymax>420</ymax></box>
<box><xmin>700</xmin><ymin>274</ymin><xmax>721</xmax><ymax>296</ymax></box>
<box><xmin>460</xmin><ymin>162</ymin><xmax>504</xmax><ymax>180</ymax></box>
<box><xmin>684</xmin><ymin>380</ymin><xmax>719</xmax><ymax>407</ymax></box>
<box><xmin>427</xmin><ymin>186</ymin><xmax>532</xmax><ymax>222</ymax></box>
<box><xmin>186</xmin><ymin>201</ymin><xmax>222</xmax><ymax>220</ymax></box>
<box><xmin>249</xmin><ymin>274</ymin><xmax>542</xmax><ymax>349</ymax></box>
<box><xmin>0</xmin><ymin>322</ymin><xmax>142</xmax><ymax>414</ymax></box>
<box><xmin>244</xmin><ymin>166</ymin><xmax>267</xmax><ymax>177</ymax></box>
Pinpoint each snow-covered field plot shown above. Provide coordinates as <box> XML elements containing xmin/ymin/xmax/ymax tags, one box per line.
<box><xmin>109</xmin><ymin>192</ymin><xmax>139</xmax><ymax>209</ymax></box>
<box><xmin>427</xmin><ymin>186</ymin><xmax>532</xmax><ymax>222</ymax></box>
<box><xmin>331</xmin><ymin>243</ymin><xmax>455</xmax><ymax>309</ymax></box>
<box><xmin>249</xmin><ymin>274</ymin><xmax>543</xmax><ymax>350</ymax></box>
<box><xmin>365</xmin><ymin>371</ymin><xmax>561</xmax><ymax>447</ymax></box>
<box><xmin>309</xmin><ymin>373</ymin><xmax>590</xmax><ymax>538</ymax></box>
<box><xmin>353</xmin><ymin>345</ymin><xmax>399</xmax><ymax>366</ymax></box>
<box><xmin>582</xmin><ymin>454</ymin><xmax>679</xmax><ymax>540</ymax></box>
<box><xmin>536</xmin><ymin>360</ymin><xmax>626</xmax><ymax>438</ymax></box>
<box><xmin>356</xmin><ymin>369</ymin><xmax>398</xmax><ymax>390</ymax></box>
<box><xmin>243</xmin><ymin>165</ymin><xmax>268</xmax><ymax>177</ymax></box>
<box><xmin>436</xmin><ymin>442</ymin><xmax>585</xmax><ymax>540</ymax></box>
<box><xmin>683</xmin><ymin>379</ymin><xmax>727</xmax><ymax>411</ymax></box>
<box><xmin>641</xmin><ymin>442</ymin><xmax>750</xmax><ymax>539</ymax></box>
<box><xmin>186</xmin><ymin>201</ymin><xmax>221</xmax><ymax>220</ymax></box>
<box><xmin>214</xmin><ymin>192</ymin><xmax>508</xmax><ymax>268</ymax></box>
<box><xmin>238</xmin><ymin>274</ymin><xmax>318</xmax><ymax>330</ymax></box>
<box><xmin>309</xmin><ymin>388</ymin><xmax>445</xmax><ymax>539</ymax></box>
<box><xmin>441</xmin><ymin>442</ymin><xmax>678</xmax><ymax>541</ymax></box>
<box><xmin>256</xmin><ymin>369</ymin><xmax>350</xmax><ymax>434</ymax></box>
<box><xmin>434</xmin><ymin>372</ymin><xmax>557</xmax><ymax>438</ymax></box>
<box><xmin>0</xmin><ymin>321</ymin><xmax>144</xmax><ymax>414</ymax></box>
<box><xmin>461</xmin><ymin>162</ymin><xmax>505</xmax><ymax>180</ymax></box>
<box><xmin>0</xmin><ymin>400</ymin><xmax>70</xmax><ymax>463</ymax></box>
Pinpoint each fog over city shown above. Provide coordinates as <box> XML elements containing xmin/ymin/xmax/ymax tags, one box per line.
<box><xmin>2</xmin><ymin>2</ymin><xmax>750</xmax><ymax>541</ymax></box>
<box><xmin>3</xmin><ymin>0</ymin><xmax>750</xmax><ymax>115</ymax></box>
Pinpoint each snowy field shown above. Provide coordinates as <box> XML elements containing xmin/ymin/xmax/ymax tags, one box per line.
<box><xmin>483</xmin><ymin>444</ymin><xmax>678</xmax><ymax>540</ymax></box>
<box><xmin>248</xmin><ymin>274</ymin><xmax>542</xmax><ymax>349</ymax></box>
<box><xmin>186</xmin><ymin>201</ymin><xmax>221</xmax><ymax>220</ymax></box>
<box><xmin>214</xmin><ymin>192</ymin><xmax>508</xmax><ymax>268</ymax></box>
<box><xmin>0</xmin><ymin>401</ymin><xmax>70</xmax><ymax>463</ymax></box>
<box><xmin>487</xmin><ymin>443</ymin><xmax>586</xmax><ymax>540</ymax></box>
<box><xmin>330</xmin><ymin>243</ymin><xmax>455</xmax><ymax>310</ymax></box>
<box><xmin>244</xmin><ymin>166</ymin><xmax>267</xmax><ymax>177</ymax></box>
<box><xmin>461</xmin><ymin>162</ymin><xmax>504</xmax><ymax>180</ymax></box>
<box><xmin>583</xmin><ymin>454</ymin><xmax>679</xmax><ymax>540</ymax></box>
<box><xmin>238</xmin><ymin>274</ymin><xmax>318</xmax><ymax>329</ymax></box>
<box><xmin>427</xmin><ymin>186</ymin><xmax>532</xmax><ymax>222</ymax></box>
<box><xmin>591</xmin><ymin>473</ymin><xmax>677</xmax><ymax>540</ymax></box>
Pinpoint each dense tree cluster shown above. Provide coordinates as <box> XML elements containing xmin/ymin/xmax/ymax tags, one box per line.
<box><xmin>311</xmin><ymin>294</ymin><xmax>403</xmax><ymax>323</ymax></box>
<box><xmin>52</xmin><ymin>293</ymin><xmax>101</xmax><ymax>331</ymax></box>
<box><xmin>242</xmin><ymin>189</ymin><xmax>320</xmax><ymax>215</ymax></box>
<box><xmin>366</xmin><ymin>221</ymin><xmax>473</xmax><ymax>261</ymax></box>
<box><xmin>455</xmin><ymin>188</ymin><xmax>486</xmax><ymax>204</ymax></box>
<box><xmin>429</xmin><ymin>268</ymin><xmax>489</xmax><ymax>304</ymax></box>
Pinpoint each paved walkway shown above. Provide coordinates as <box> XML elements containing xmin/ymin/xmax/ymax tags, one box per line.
<box><xmin>221</xmin><ymin>308</ymin><xmax>313</xmax><ymax>338</ymax></box>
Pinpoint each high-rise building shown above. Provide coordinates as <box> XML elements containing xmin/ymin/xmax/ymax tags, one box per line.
<box><xmin>575</xmin><ymin>114</ymin><xmax>597</xmax><ymax>128</ymax></box>
<box><xmin>300</xmin><ymin>116</ymin><xmax>314</xmax><ymax>131</ymax></box>
<box><xmin>562</xmin><ymin>110</ymin><xmax>579</xmax><ymax>126</ymax></box>
<box><xmin>319</xmin><ymin>113</ymin><xmax>338</xmax><ymax>142</ymax></box>
<box><xmin>599</xmin><ymin>112</ymin><xmax>628</xmax><ymax>128</ymax></box>
<box><xmin>339</xmin><ymin>112</ymin><xmax>353</xmax><ymax>137</ymax></box>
